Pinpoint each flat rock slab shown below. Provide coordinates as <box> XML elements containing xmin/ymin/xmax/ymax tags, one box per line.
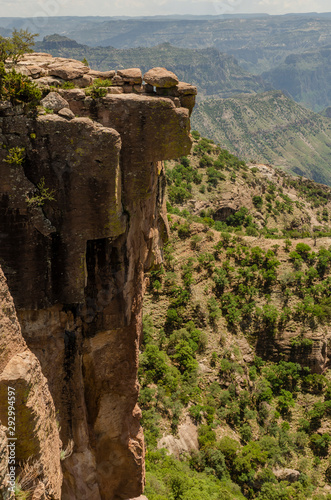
<box><xmin>48</xmin><ymin>62</ymin><xmax>89</xmax><ymax>80</ymax></box>
<box><xmin>143</xmin><ymin>67</ymin><xmax>179</xmax><ymax>88</ymax></box>
<box><xmin>88</xmin><ymin>70</ymin><xmax>115</xmax><ymax>79</ymax></box>
<box><xmin>117</xmin><ymin>68</ymin><xmax>142</xmax><ymax>84</ymax></box>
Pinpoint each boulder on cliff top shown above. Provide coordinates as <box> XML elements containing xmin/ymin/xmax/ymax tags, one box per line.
<box><xmin>117</xmin><ymin>68</ymin><xmax>142</xmax><ymax>84</ymax></box>
<box><xmin>143</xmin><ymin>67</ymin><xmax>179</xmax><ymax>88</ymax></box>
<box><xmin>173</xmin><ymin>82</ymin><xmax>198</xmax><ymax>96</ymax></box>
<box><xmin>41</xmin><ymin>92</ymin><xmax>70</xmax><ymax>112</ymax></box>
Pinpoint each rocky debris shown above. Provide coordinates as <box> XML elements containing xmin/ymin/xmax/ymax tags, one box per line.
<box><xmin>273</xmin><ymin>468</ymin><xmax>300</xmax><ymax>483</ymax></box>
<box><xmin>117</xmin><ymin>68</ymin><xmax>142</xmax><ymax>85</ymax></box>
<box><xmin>143</xmin><ymin>67</ymin><xmax>179</xmax><ymax>88</ymax></box>
<box><xmin>158</xmin><ymin>416</ymin><xmax>199</xmax><ymax>458</ymax></box>
<box><xmin>58</xmin><ymin>107</ymin><xmax>75</xmax><ymax>119</ymax></box>
<box><xmin>40</xmin><ymin>91</ymin><xmax>69</xmax><ymax>112</ymax></box>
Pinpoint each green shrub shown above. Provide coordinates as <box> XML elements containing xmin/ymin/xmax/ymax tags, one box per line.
<box><xmin>0</xmin><ymin>66</ymin><xmax>41</xmax><ymax>106</ymax></box>
<box><xmin>61</xmin><ymin>81</ymin><xmax>76</xmax><ymax>89</ymax></box>
<box><xmin>86</xmin><ymin>85</ymin><xmax>107</xmax><ymax>98</ymax></box>
<box><xmin>177</xmin><ymin>223</ymin><xmax>191</xmax><ymax>239</ymax></box>
<box><xmin>239</xmin><ymin>423</ymin><xmax>252</xmax><ymax>443</ymax></box>
<box><xmin>252</xmin><ymin>195</ymin><xmax>263</xmax><ymax>210</ymax></box>
<box><xmin>277</xmin><ymin>389</ymin><xmax>295</xmax><ymax>415</ymax></box>
<box><xmin>168</xmin><ymin>185</ymin><xmax>192</xmax><ymax>204</ymax></box>
<box><xmin>226</xmin><ymin>207</ymin><xmax>252</xmax><ymax>228</ymax></box>
<box><xmin>26</xmin><ymin>177</ymin><xmax>56</xmax><ymax>207</ymax></box>
<box><xmin>189</xmin><ymin>405</ymin><xmax>203</xmax><ymax>423</ymax></box>
<box><xmin>191</xmin><ymin>130</ymin><xmax>200</xmax><ymax>140</ymax></box>
<box><xmin>207</xmin><ymin>297</ymin><xmax>221</xmax><ymax>325</ymax></box>
<box><xmin>91</xmin><ymin>77</ymin><xmax>113</xmax><ymax>88</ymax></box>
<box><xmin>3</xmin><ymin>146</ymin><xmax>25</xmax><ymax>165</ymax></box>
<box><xmin>198</xmin><ymin>425</ymin><xmax>217</xmax><ymax>449</ymax></box>
<box><xmin>310</xmin><ymin>433</ymin><xmax>331</xmax><ymax>457</ymax></box>
<box><xmin>246</xmin><ymin>226</ymin><xmax>259</xmax><ymax>236</ymax></box>
<box><xmin>295</xmin><ymin>243</ymin><xmax>312</xmax><ymax>260</ymax></box>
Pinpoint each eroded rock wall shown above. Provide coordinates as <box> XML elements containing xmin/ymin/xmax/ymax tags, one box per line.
<box><xmin>0</xmin><ymin>79</ymin><xmax>192</xmax><ymax>499</ymax></box>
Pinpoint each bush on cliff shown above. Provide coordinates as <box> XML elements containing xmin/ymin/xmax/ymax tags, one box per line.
<box><xmin>0</xmin><ymin>64</ymin><xmax>41</xmax><ymax>106</ymax></box>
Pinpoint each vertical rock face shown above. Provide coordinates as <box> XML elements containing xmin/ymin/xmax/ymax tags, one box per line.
<box><xmin>0</xmin><ymin>74</ymin><xmax>193</xmax><ymax>499</ymax></box>
<box><xmin>0</xmin><ymin>268</ymin><xmax>62</xmax><ymax>498</ymax></box>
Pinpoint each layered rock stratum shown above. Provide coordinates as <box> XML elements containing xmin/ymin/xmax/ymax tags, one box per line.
<box><xmin>0</xmin><ymin>54</ymin><xmax>195</xmax><ymax>499</ymax></box>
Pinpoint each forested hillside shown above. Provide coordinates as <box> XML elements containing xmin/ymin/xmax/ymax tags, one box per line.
<box><xmin>140</xmin><ymin>133</ymin><xmax>331</xmax><ymax>500</ymax></box>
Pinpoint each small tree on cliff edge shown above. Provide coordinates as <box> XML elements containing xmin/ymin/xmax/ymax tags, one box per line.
<box><xmin>0</xmin><ymin>29</ymin><xmax>38</xmax><ymax>64</ymax></box>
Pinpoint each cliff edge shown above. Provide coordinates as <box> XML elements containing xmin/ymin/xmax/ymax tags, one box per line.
<box><xmin>0</xmin><ymin>55</ymin><xmax>196</xmax><ymax>499</ymax></box>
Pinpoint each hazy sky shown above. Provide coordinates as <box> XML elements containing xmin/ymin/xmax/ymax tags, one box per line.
<box><xmin>0</xmin><ymin>0</ymin><xmax>330</xmax><ymax>18</ymax></box>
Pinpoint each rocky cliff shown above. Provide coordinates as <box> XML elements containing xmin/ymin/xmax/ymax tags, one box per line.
<box><xmin>0</xmin><ymin>55</ymin><xmax>195</xmax><ymax>499</ymax></box>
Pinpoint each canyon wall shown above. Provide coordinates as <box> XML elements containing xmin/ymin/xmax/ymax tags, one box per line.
<box><xmin>0</xmin><ymin>57</ymin><xmax>195</xmax><ymax>499</ymax></box>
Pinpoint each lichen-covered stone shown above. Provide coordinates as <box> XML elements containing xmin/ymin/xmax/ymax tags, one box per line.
<box><xmin>40</xmin><ymin>91</ymin><xmax>69</xmax><ymax>112</ymax></box>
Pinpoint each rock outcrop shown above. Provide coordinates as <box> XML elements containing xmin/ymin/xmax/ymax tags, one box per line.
<box><xmin>0</xmin><ymin>55</ymin><xmax>195</xmax><ymax>499</ymax></box>
<box><xmin>14</xmin><ymin>53</ymin><xmax>198</xmax><ymax>115</ymax></box>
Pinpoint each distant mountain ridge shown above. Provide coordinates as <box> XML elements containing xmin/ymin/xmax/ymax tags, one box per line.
<box><xmin>192</xmin><ymin>90</ymin><xmax>331</xmax><ymax>185</ymax></box>
<box><xmin>262</xmin><ymin>45</ymin><xmax>331</xmax><ymax>112</ymax></box>
<box><xmin>1</xmin><ymin>14</ymin><xmax>331</xmax><ymax>72</ymax></box>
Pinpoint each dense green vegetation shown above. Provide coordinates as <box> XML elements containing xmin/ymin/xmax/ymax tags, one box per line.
<box><xmin>0</xmin><ymin>30</ymin><xmax>41</xmax><ymax>106</ymax></box>
<box><xmin>0</xmin><ymin>63</ymin><xmax>41</xmax><ymax>106</ymax></box>
<box><xmin>140</xmin><ymin>136</ymin><xmax>331</xmax><ymax>499</ymax></box>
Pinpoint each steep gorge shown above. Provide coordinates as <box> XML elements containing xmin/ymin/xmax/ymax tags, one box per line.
<box><xmin>0</xmin><ymin>56</ymin><xmax>195</xmax><ymax>499</ymax></box>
